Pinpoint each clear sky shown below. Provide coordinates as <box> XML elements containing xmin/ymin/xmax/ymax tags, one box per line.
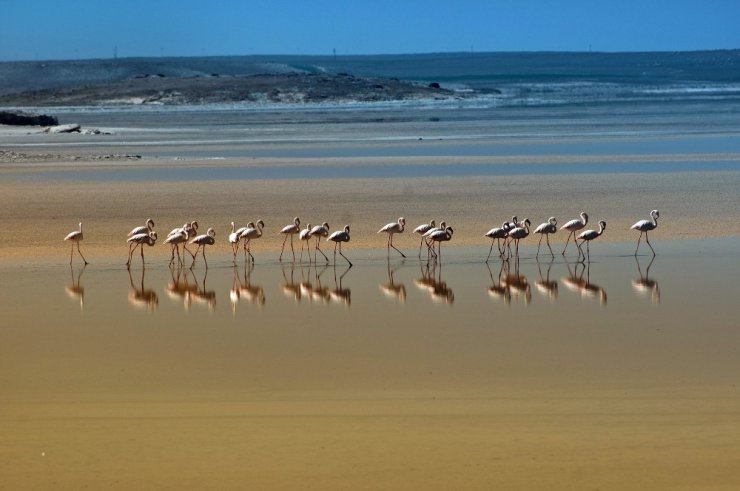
<box><xmin>2</xmin><ymin>0</ymin><xmax>739</xmax><ymax>61</ymax></box>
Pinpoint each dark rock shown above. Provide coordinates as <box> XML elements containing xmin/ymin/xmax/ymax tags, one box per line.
<box><xmin>428</xmin><ymin>82</ymin><xmax>441</xmax><ymax>89</ymax></box>
<box><xmin>0</xmin><ymin>110</ymin><xmax>58</xmax><ymax>126</ymax></box>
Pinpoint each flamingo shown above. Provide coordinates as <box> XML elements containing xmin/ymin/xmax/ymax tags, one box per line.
<box><xmin>190</xmin><ymin>227</ymin><xmax>216</xmax><ymax>268</ymax></box>
<box><xmin>561</xmin><ymin>212</ymin><xmax>588</xmax><ymax>255</ymax></box>
<box><xmin>631</xmin><ymin>209</ymin><xmax>660</xmax><ymax>256</ymax></box>
<box><xmin>239</xmin><ymin>219</ymin><xmax>265</xmax><ymax>263</ymax></box>
<box><xmin>126</xmin><ymin>231</ymin><xmax>157</xmax><ymax>268</ymax></box>
<box><xmin>63</xmin><ymin>222</ymin><xmax>88</xmax><ymax>265</ymax></box>
<box><xmin>164</xmin><ymin>228</ymin><xmax>189</xmax><ymax>266</ymax></box>
<box><xmin>576</xmin><ymin>220</ymin><xmax>606</xmax><ymax>262</ymax></box>
<box><xmin>309</xmin><ymin>222</ymin><xmax>330</xmax><ymax>263</ymax></box>
<box><xmin>484</xmin><ymin>221</ymin><xmax>510</xmax><ymax>261</ymax></box>
<box><xmin>327</xmin><ymin>225</ymin><xmax>352</xmax><ymax>266</ymax></box>
<box><xmin>228</xmin><ymin>221</ymin><xmax>249</xmax><ymax>262</ymax></box>
<box><xmin>279</xmin><ymin>217</ymin><xmax>301</xmax><ymax>262</ymax></box>
<box><xmin>422</xmin><ymin>220</ymin><xmax>446</xmax><ymax>257</ymax></box>
<box><xmin>428</xmin><ymin>226</ymin><xmax>454</xmax><ymax>260</ymax></box>
<box><xmin>507</xmin><ymin>218</ymin><xmax>531</xmax><ymax>258</ymax></box>
<box><xmin>412</xmin><ymin>219</ymin><xmax>435</xmax><ymax>258</ymax></box>
<box><xmin>534</xmin><ymin>217</ymin><xmax>557</xmax><ymax>258</ymax></box>
<box><xmin>128</xmin><ymin>218</ymin><xmax>155</xmax><ymax>237</ymax></box>
<box><xmin>378</xmin><ymin>217</ymin><xmax>406</xmax><ymax>258</ymax></box>
<box><xmin>298</xmin><ymin>223</ymin><xmax>312</xmax><ymax>262</ymax></box>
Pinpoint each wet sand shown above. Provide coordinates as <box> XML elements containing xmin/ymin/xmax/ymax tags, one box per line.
<box><xmin>1</xmin><ymin>155</ymin><xmax>739</xmax><ymax>259</ymax></box>
<box><xmin>1</xmin><ymin>245</ymin><xmax>740</xmax><ymax>490</ymax></box>
<box><xmin>2</xmin><ymin>116</ymin><xmax>740</xmax><ymax>489</ymax></box>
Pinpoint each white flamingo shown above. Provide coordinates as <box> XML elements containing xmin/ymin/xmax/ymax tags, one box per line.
<box><xmin>63</xmin><ymin>222</ymin><xmax>88</xmax><ymax>265</ymax></box>
<box><xmin>299</xmin><ymin>223</ymin><xmax>312</xmax><ymax>262</ymax></box>
<box><xmin>507</xmin><ymin>218</ymin><xmax>531</xmax><ymax>258</ymax></box>
<box><xmin>412</xmin><ymin>219</ymin><xmax>435</xmax><ymax>258</ymax></box>
<box><xmin>631</xmin><ymin>210</ymin><xmax>659</xmax><ymax>256</ymax></box>
<box><xmin>428</xmin><ymin>226</ymin><xmax>454</xmax><ymax>260</ymax></box>
<box><xmin>239</xmin><ymin>220</ymin><xmax>265</xmax><ymax>263</ymax></box>
<box><xmin>534</xmin><ymin>217</ymin><xmax>557</xmax><ymax>258</ymax></box>
<box><xmin>327</xmin><ymin>225</ymin><xmax>352</xmax><ymax>266</ymax></box>
<box><xmin>126</xmin><ymin>231</ymin><xmax>157</xmax><ymax>268</ymax></box>
<box><xmin>190</xmin><ymin>227</ymin><xmax>216</xmax><ymax>268</ymax></box>
<box><xmin>576</xmin><ymin>220</ymin><xmax>606</xmax><ymax>262</ymax></box>
<box><xmin>279</xmin><ymin>217</ymin><xmax>301</xmax><ymax>262</ymax></box>
<box><xmin>378</xmin><ymin>217</ymin><xmax>406</xmax><ymax>258</ymax></box>
<box><xmin>484</xmin><ymin>221</ymin><xmax>510</xmax><ymax>261</ymax></box>
<box><xmin>422</xmin><ymin>220</ymin><xmax>446</xmax><ymax>257</ymax></box>
<box><xmin>164</xmin><ymin>229</ymin><xmax>189</xmax><ymax>266</ymax></box>
<box><xmin>309</xmin><ymin>222</ymin><xmax>330</xmax><ymax>263</ymax></box>
<box><xmin>560</xmin><ymin>212</ymin><xmax>588</xmax><ymax>255</ymax></box>
<box><xmin>128</xmin><ymin>218</ymin><xmax>155</xmax><ymax>237</ymax></box>
<box><xmin>228</xmin><ymin>221</ymin><xmax>249</xmax><ymax>262</ymax></box>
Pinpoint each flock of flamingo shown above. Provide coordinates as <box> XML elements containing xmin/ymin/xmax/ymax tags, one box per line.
<box><xmin>63</xmin><ymin>210</ymin><xmax>660</xmax><ymax>267</ymax></box>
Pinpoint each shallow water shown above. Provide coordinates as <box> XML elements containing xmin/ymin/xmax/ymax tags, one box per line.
<box><xmin>2</xmin><ymin>239</ymin><xmax>740</xmax><ymax>489</ymax></box>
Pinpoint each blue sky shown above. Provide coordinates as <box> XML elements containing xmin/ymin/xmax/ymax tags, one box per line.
<box><xmin>2</xmin><ymin>0</ymin><xmax>739</xmax><ymax>61</ymax></box>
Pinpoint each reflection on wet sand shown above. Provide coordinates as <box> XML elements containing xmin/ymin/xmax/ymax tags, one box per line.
<box><xmin>65</xmin><ymin>264</ymin><xmax>86</xmax><ymax>312</ymax></box>
<box><xmin>380</xmin><ymin>261</ymin><xmax>406</xmax><ymax>303</ymax></box>
<box><xmin>188</xmin><ymin>268</ymin><xmax>216</xmax><ymax>311</ymax></box>
<box><xmin>328</xmin><ymin>264</ymin><xmax>352</xmax><ymax>307</ymax></box>
<box><xmin>486</xmin><ymin>260</ymin><xmax>511</xmax><ymax>304</ymax></box>
<box><xmin>231</xmin><ymin>262</ymin><xmax>265</xmax><ymax>313</ymax></box>
<box><xmin>416</xmin><ymin>260</ymin><xmax>454</xmax><ymax>305</ymax></box>
<box><xmin>633</xmin><ymin>256</ymin><xmax>660</xmax><ymax>304</ymax></box>
<box><xmin>562</xmin><ymin>260</ymin><xmax>607</xmax><ymax>305</ymax></box>
<box><xmin>165</xmin><ymin>265</ymin><xmax>197</xmax><ymax>310</ymax></box>
<box><xmin>502</xmin><ymin>258</ymin><xmax>531</xmax><ymax>305</ymax></box>
<box><xmin>280</xmin><ymin>263</ymin><xmax>303</xmax><ymax>304</ymax></box>
<box><xmin>128</xmin><ymin>267</ymin><xmax>158</xmax><ymax>311</ymax></box>
<box><xmin>535</xmin><ymin>259</ymin><xmax>558</xmax><ymax>302</ymax></box>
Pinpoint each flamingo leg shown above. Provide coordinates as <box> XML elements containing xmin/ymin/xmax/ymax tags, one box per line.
<box><xmin>536</xmin><ymin>235</ymin><xmax>543</xmax><ymax>257</ymax></box>
<box><xmin>562</xmin><ymin>232</ymin><xmax>573</xmax><ymax>255</ymax></box>
<box><xmin>280</xmin><ymin>235</ymin><xmax>288</xmax><ymax>261</ymax></box>
<box><xmin>338</xmin><ymin>242</ymin><xmax>352</xmax><ymax>267</ymax></box>
<box><xmin>247</xmin><ymin>240</ymin><xmax>255</xmax><ymax>263</ymax></box>
<box><xmin>290</xmin><ymin>235</ymin><xmax>295</xmax><ymax>261</ymax></box>
<box><xmin>645</xmin><ymin>231</ymin><xmax>656</xmax><ymax>256</ymax></box>
<box><xmin>69</xmin><ymin>243</ymin><xmax>74</xmax><ymax>265</ymax></box>
<box><xmin>190</xmin><ymin>245</ymin><xmax>202</xmax><ymax>268</ymax></box>
<box><xmin>140</xmin><ymin>243</ymin><xmax>145</xmax><ymax>267</ymax></box>
<box><xmin>203</xmin><ymin>246</ymin><xmax>208</xmax><ymax>268</ymax></box>
<box><xmin>77</xmin><ymin>242</ymin><xmax>88</xmax><ymax>265</ymax></box>
<box><xmin>486</xmin><ymin>239</ymin><xmax>495</xmax><ymax>262</ymax></box>
<box><xmin>182</xmin><ymin>243</ymin><xmax>195</xmax><ymax>259</ymax></box>
<box><xmin>419</xmin><ymin>237</ymin><xmax>425</xmax><ymax>258</ymax></box>
<box><xmin>546</xmin><ymin>234</ymin><xmax>554</xmax><ymax>257</ymax></box>
<box><xmin>316</xmin><ymin>237</ymin><xmax>329</xmax><ymax>263</ymax></box>
<box><xmin>634</xmin><ymin>232</ymin><xmax>643</xmax><ymax>256</ymax></box>
<box><xmin>390</xmin><ymin>235</ymin><xmax>406</xmax><ymax>258</ymax></box>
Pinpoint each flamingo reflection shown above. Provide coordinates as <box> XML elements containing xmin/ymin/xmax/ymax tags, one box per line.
<box><xmin>562</xmin><ymin>260</ymin><xmax>607</xmax><ymax>305</ymax></box>
<box><xmin>237</xmin><ymin>262</ymin><xmax>266</xmax><ymax>308</ymax></box>
<box><xmin>165</xmin><ymin>265</ymin><xmax>197</xmax><ymax>310</ymax></box>
<box><xmin>501</xmin><ymin>257</ymin><xmax>531</xmax><ymax>305</ymax></box>
<box><xmin>65</xmin><ymin>264</ymin><xmax>86</xmax><ymax>312</ymax></box>
<box><xmin>280</xmin><ymin>262</ymin><xmax>303</xmax><ymax>304</ymax></box>
<box><xmin>632</xmin><ymin>256</ymin><xmax>660</xmax><ymax>304</ymax></box>
<box><xmin>189</xmin><ymin>267</ymin><xmax>216</xmax><ymax>311</ymax></box>
<box><xmin>485</xmin><ymin>260</ymin><xmax>511</xmax><ymax>305</ymax></box>
<box><xmin>308</xmin><ymin>263</ymin><xmax>331</xmax><ymax>304</ymax></box>
<box><xmin>328</xmin><ymin>263</ymin><xmax>352</xmax><ymax>307</ymax></box>
<box><xmin>416</xmin><ymin>260</ymin><xmax>454</xmax><ymax>305</ymax></box>
<box><xmin>128</xmin><ymin>267</ymin><xmax>158</xmax><ymax>311</ymax></box>
<box><xmin>535</xmin><ymin>258</ymin><xmax>558</xmax><ymax>302</ymax></box>
<box><xmin>380</xmin><ymin>260</ymin><xmax>407</xmax><ymax>303</ymax></box>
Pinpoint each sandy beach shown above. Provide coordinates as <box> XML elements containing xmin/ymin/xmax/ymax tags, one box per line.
<box><xmin>2</xmin><ymin>82</ymin><xmax>740</xmax><ymax>489</ymax></box>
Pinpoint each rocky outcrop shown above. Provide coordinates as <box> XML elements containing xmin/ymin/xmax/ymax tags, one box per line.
<box><xmin>0</xmin><ymin>110</ymin><xmax>58</xmax><ymax>126</ymax></box>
